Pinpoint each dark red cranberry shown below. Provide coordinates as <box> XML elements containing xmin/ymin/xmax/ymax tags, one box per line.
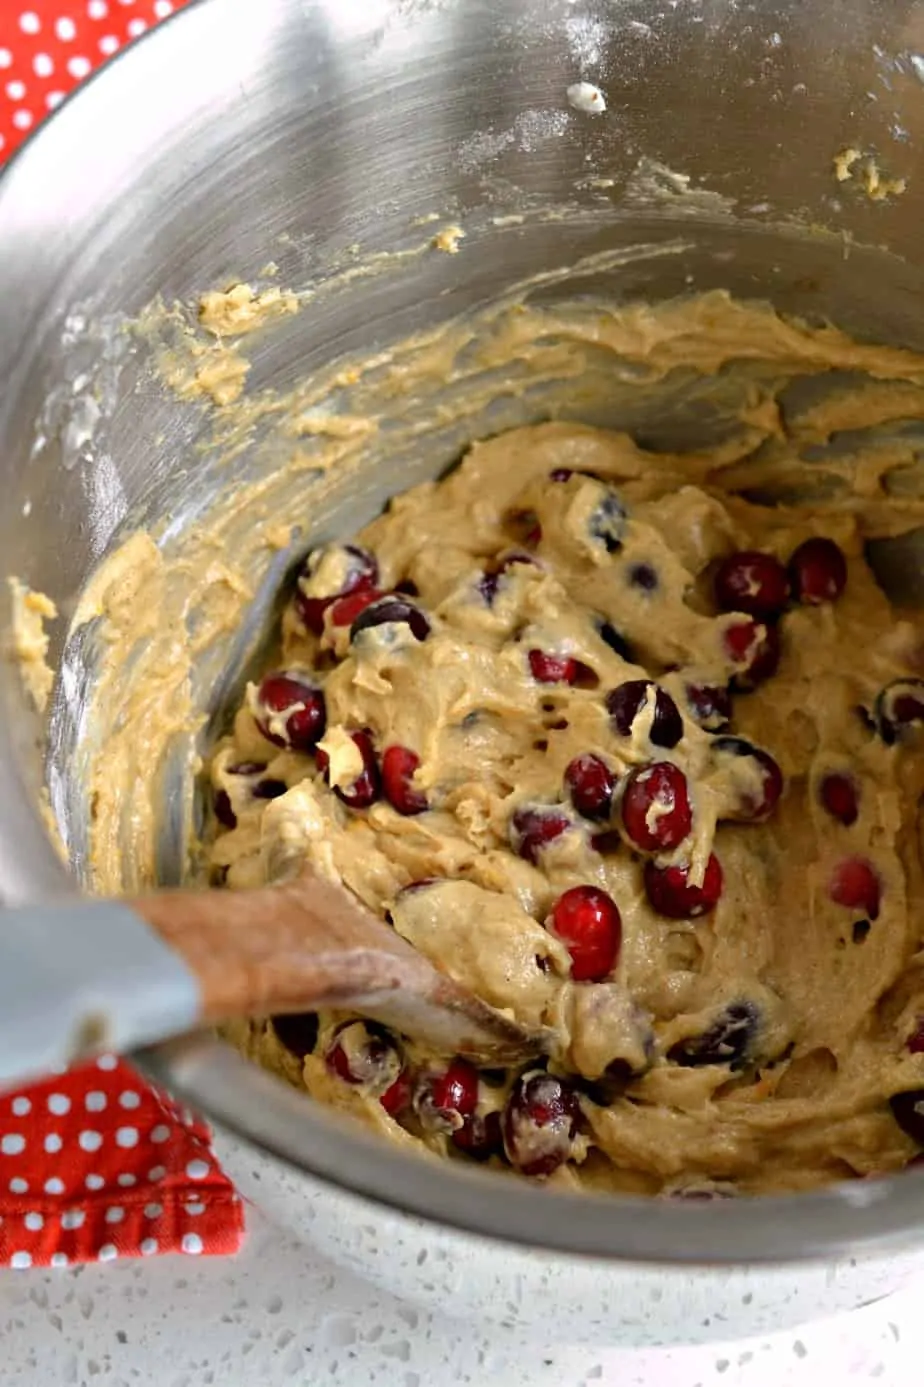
<box><xmin>875</xmin><ymin>680</ymin><xmax>924</xmax><ymax>745</ymax></box>
<box><xmin>829</xmin><ymin>857</ymin><xmax>881</xmax><ymax>920</ymax></box>
<box><xmin>564</xmin><ymin>753</ymin><xmax>616</xmax><ymax>820</ymax></box>
<box><xmin>819</xmin><ymin>771</ymin><xmax>859</xmax><ymax>826</ymax></box>
<box><xmin>668</xmin><ymin>1002</ymin><xmax>758</xmax><ymax>1070</ymax></box>
<box><xmin>316</xmin><ymin>730</ymin><xmax>380</xmax><ymax>809</ymax></box>
<box><xmin>710</xmin><ymin>736</ymin><xmax>783</xmax><ymax>822</ymax></box>
<box><xmin>596</xmin><ymin>620</ymin><xmax>634</xmax><ymax>662</ymax></box>
<box><xmin>271</xmin><ymin>1012</ymin><xmax>319</xmax><ymax>1059</ymax></box>
<box><xmin>722</xmin><ymin>619</ymin><xmax>781</xmax><ymax>690</ymax></box>
<box><xmin>644</xmin><ymin>854</ymin><xmax>723</xmax><ymax>919</ymax></box>
<box><xmin>380</xmin><ymin>1068</ymin><xmax>413</xmax><ymax>1117</ymax></box>
<box><xmin>214</xmin><ymin>789</ymin><xmax>236</xmax><ymax>828</ymax></box>
<box><xmin>295</xmin><ymin>544</ymin><xmax>378</xmax><ymax>633</ymax></box>
<box><xmin>714</xmin><ymin>551</ymin><xmax>789</xmax><ymax>619</ymax></box>
<box><xmin>350</xmin><ymin>595</ymin><xmax>431</xmax><ymax>644</ymax></box>
<box><xmin>620</xmin><ymin>762</ymin><xmax>692</xmax><ymax>852</ymax></box>
<box><xmin>325</xmin><ymin>1021</ymin><xmax>403</xmax><ymax>1096</ymax></box>
<box><xmin>587</xmin><ymin>488</ymin><xmax>627</xmax><ymax>554</ymax></box>
<box><xmin>328</xmin><ymin>587</ymin><xmax>384</xmax><ymax>628</ymax></box>
<box><xmin>907</xmin><ymin>1020</ymin><xmax>924</xmax><ymax>1054</ymax></box>
<box><xmin>606</xmin><ymin>680</ymin><xmax>683</xmax><ymax>749</ymax></box>
<box><xmin>509</xmin><ymin>805</ymin><xmax>573</xmax><ymax>864</ymax></box>
<box><xmin>381</xmin><ymin>745</ymin><xmax>428</xmax><ymax>815</ymax></box>
<box><xmin>255</xmin><ymin>672</ymin><xmax>327</xmax><ymax>752</ymax></box>
<box><xmin>547</xmin><ymin>885</ymin><xmax>622</xmax><ymax>982</ymax></box>
<box><xmin>528</xmin><ymin>649</ymin><xmax>579</xmax><ymax>684</ymax></box>
<box><xmin>684</xmin><ymin>682</ymin><xmax>732</xmax><ymax>733</ymax></box>
<box><xmin>628</xmin><ymin>562</ymin><xmax>658</xmax><ymax>592</ymax></box>
<box><xmin>890</xmin><ymin>1090</ymin><xmax>924</xmax><ymax>1145</ymax></box>
<box><xmin>415</xmin><ymin>1059</ymin><xmax>479</xmax><ymax>1134</ymax></box>
<box><xmin>502</xmin><ymin>1071</ymin><xmax>580</xmax><ymax>1177</ymax></box>
<box><xmin>788</xmin><ymin>537</ymin><xmax>847</xmax><ymax>606</ymax></box>
<box><xmin>451</xmin><ymin>1110</ymin><xmax>504</xmax><ymax>1161</ymax></box>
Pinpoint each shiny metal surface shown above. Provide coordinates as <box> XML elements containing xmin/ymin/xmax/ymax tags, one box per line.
<box><xmin>4</xmin><ymin>0</ymin><xmax>924</xmax><ymax>1280</ymax></box>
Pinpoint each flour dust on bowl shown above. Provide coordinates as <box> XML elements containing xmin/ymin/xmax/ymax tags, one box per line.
<box><xmin>5</xmin><ymin>0</ymin><xmax>924</xmax><ymax>1348</ymax></box>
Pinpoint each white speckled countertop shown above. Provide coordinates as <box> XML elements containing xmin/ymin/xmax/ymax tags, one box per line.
<box><xmin>0</xmin><ymin>1191</ymin><xmax>921</xmax><ymax>1386</ymax></box>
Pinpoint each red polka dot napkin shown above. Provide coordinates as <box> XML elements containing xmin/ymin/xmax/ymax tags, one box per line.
<box><xmin>0</xmin><ymin>0</ymin><xmax>190</xmax><ymax>162</ymax></box>
<box><xmin>0</xmin><ymin>0</ymin><xmax>244</xmax><ymax>1266</ymax></box>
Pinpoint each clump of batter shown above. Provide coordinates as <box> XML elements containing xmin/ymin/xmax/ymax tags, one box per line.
<box><xmin>210</xmin><ymin>420</ymin><xmax>924</xmax><ymax>1197</ymax></box>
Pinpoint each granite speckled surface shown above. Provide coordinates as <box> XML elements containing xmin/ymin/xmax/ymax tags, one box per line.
<box><xmin>0</xmin><ymin>1186</ymin><xmax>921</xmax><ymax>1386</ymax></box>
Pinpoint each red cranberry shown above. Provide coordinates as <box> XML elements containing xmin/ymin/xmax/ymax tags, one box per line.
<box><xmin>644</xmin><ymin>854</ymin><xmax>723</xmax><ymax>919</ymax></box>
<box><xmin>502</xmin><ymin>1071</ymin><xmax>580</xmax><ymax>1177</ymax></box>
<box><xmin>820</xmin><ymin>771</ymin><xmax>859</xmax><ymax>826</ymax></box>
<box><xmin>316</xmin><ymin>730</ymin><xmax>380</xmax><ymax>808</ymax></box>
<box><xmin>722</xmin><ymin>619</ymin><xmax>781</xmax><ymax>690</ymax></box>
<box><xmin>295</xmin><ymin>543</ymin><xmax>378</xmax><ymax>633</ymax></box>
<box><xmin>788</xmin><ymin>537</ymin><xmax>847</xmax><ymax>606</ymax></box>
<box><xmin>683</xmin><ymin>682</ymin><xmax>732</xmax><ymax>734</ymax></box>
<box><xmin>829</xmin><ymin>857</ymin><xmax>881</xmax><ymax>920</ymax></box>
<box><xmin>711</xmin><ymin>736</ymin><xmax>783</xmax><ymax>822</ymax></box>
<box><xmin>890</xmin><ymin>1090</ymin><xmax>924</xmax><ymax>1145</ymax></box>
<box><xmin>214</xmin><ymin>789</ymin><xmax>236</xmax><ymax>828</ymax></box>
<box><xmin>328</xmin><ymin>587</ymin><xmax>384</xmax><ymax>628</ymax></box>
<box><xmin>325</xmin><ymin>1021</ymin><xmax>403</xmax><ymax>1097</ymax></box>
<box><xmin>606</xmin><ymin>680</ymin><xmax>683</xmax><ymax>749</ymax></box>
<box><xmin>350</xmin><ymin>595</ymin><xmax>431</xmax><ymax>643</ymax></box>
<box><xmin>380</xmin><ymin>1068</ymin><xmax>413</xmax><ymax>1117</ymax></box>
<box><xmin>620</xmin><ymin>762</ymin><xmax>692</xmax><ymax>852</ymax></box>
<box><xmin>528</xmin><ymin>649</ymin><xmax>579</xmax><ymax>684</ymax></box>
<box><xmin>715</xmin><ymin>550</ymin><xmax>790</xmax><ymax>619</ymax></box>
<box><xmin>510</xmin><ymin>805</ymin><xmax>573</xmax><ymax>864</ymax></box>
<box><xmin>564</xmin><ymin>753</ymin><xmax>616</xmax><ymax>820</ymax></box>
<box><xmin>415</xmin><ymin>1059</ymin><xmax>479</xmax><ymax>1134</ymax></box>
<box><xmin>875</xmin><ymin>680</ymin><xmax>924</xmax><ymax>745</ymax></box>
<box><xmin>255</xmin><ymin>672</ymin><xmax>327</xmax><ymax>751</ymax></box>
<box><xmin>547</xmin><ymin>885</ymin><xmax>622</xmax><ymax>982</ymax></box>
<box><xmin>907</xmin><ymin>1020</ymin><xmax>924</xmax><ymax>1055</ymax></box>
<box><xmin>381</xmin><ymin>745</ymin><xmax>428</xmax><ymax>815</ymax></box>
<box><xmin>451</xmin><ymin>1110</ymin><xmax>504</xmax><ymax>1161</ymax></box>
<box><xmin>271</xmin><ymin>1012</ymin><xmax>319</xmax><ymax>1059</ymax></box>
<box><xmin>669</xmin><ymin>1002</ymin><xmax>758</xmax><ymax>1070</ymax></box>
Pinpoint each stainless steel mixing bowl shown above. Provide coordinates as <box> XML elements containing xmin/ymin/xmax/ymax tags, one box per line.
<box><xmin>5</xmin><ymin>0</ymin><xmax>924</xmax><ymax>1343</ymax></box>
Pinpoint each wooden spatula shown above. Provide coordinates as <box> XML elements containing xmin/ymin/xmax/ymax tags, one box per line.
<box><xmin>0</xmin><ymin>869</ymin><xmax>545</xmax><ymax>1090</ymax></box>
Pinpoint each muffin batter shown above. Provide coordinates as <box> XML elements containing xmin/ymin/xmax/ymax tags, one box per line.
<box><xmin>209</xmin><ymin>417</ymin><xmax>924</xmax><ymax>1195</ymax></box>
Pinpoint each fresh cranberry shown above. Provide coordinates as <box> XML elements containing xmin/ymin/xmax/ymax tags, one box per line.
<box><xmin>564</xmin><ymin>753</ymin><xmax>616</xmax><ymax>820</ymax></box>
<box><xmin>214</xmin><ymin>789</ymin><xmax>236</xmax><ymax>828</ymax></box>
<box><xmin>325</xmin><ymin>1021</ymin><xmax>403</xmax><ymax>1096</ymax></box>
<box><xmin>606</xmin><ymin>680</ymin><xmax>683</xmax><ymax>749</ymax></box>
<box><xmin>875</xmin><ymin>680</ymin><xmax>924</xmax><ymax>745</ymax></box>
<box><xmin>788</xmin><ymin>537</ymin><xmax>847</xmax><ymax>606</ymax></box>
<box><xmin>547</xmin><ymin>885</ymin><xmax>622</xmax><ymax>981</ymax></box>
<box><xmin>502</xmin><ymin>1071</ymin><xmax>580</xmax><ymax>1177</ymax></box>
<box><xmin>722</xmin><ymin>618</ymin><xmax>781</xmax><ymax>690</ymax></box>
<box><xmin>528</xmin><ymin>649</ymin><xmax>579</xmax><ymax>684</ymax></box>
<box><xmin>295</xmin><ymin>543</ymin><xmax>378</xmax><ymax>633</ymax></box>
<box><xmin>820</xmin><ymin>771</ymin><xmax>859</xmax><ymax>826</ymax></box>
<box><xmin>890</xmin><ymin>1090</ymin><xmax>924</xmax><ymax>1145</ymax></box>
<box><xmin>451</xmin><ymin>1110</ymin><xmax>504</xmax><ymax>1161</ymax></box>
<box><xmin>381</xmin><ymin>745</ymin><xmax>428</xmax><ymax>815</ymax></box>
<box><xmin>328</xmin><ymin>587</ymin><xmax>384</xmax><ymax>628</ymax></box>
<box><xmin>710</xmin><ymin>736</ymin><xmax>783</xmax><ymax>822</ymax></box>
<box><xmin>316</xmin><ymin>730</ymin><xmax>380</xmax><ymax>808</ymax></box>
<box><xmin>644</xmin><ymin>854</ymin><xmax>723</xmax><ymax>918</ymax></box>
<box><xmin>415</xmin><ymin>1059</ymin><xmax>479</xmax><ymax>1134</ymax></box>
<box><xmin>714</xmin><ymin>551</ymin><xmax>789</xmax><ymax>619</ymax></box>
<box><xmin>380</xmin><ymin>1068</ymin><xmax>413</xmax><ymax>1117</ymax></box>
<box><xmin>620</xmin><ymin>762</ymin><xmax>692</xmax><ymax>852</ymax></box>
<box><xmin>684</xmin><ymin>682</ymin><xmax>732</xmax><ymax>733</ymax></box>
<box><xmin>829</xmin><ymin>857</ymin><xmax>881</xmax><ymax>920</ymax></box>
<box><xmin>350</xmin><ymin>595</ymin><xmax>431</xmax><ymax>643</ymax></box>
<box><xmin>510</xmin><ymin>805</ymin><xmax>573</xmax><ymax>864</ymax></box>
<box><xmin>668</xmin><ymin>1002</ymin><xmax>758</xmax><ymax>1070</ymax></box>
<box><xmin>255</xmin><ymin>672</ymin><xmax>327</xmax><ymax>751</ymax></box>
<box><xmin>907</xmin><ymin>1020</ymin><xmax>924</xmax><ymax>1055</ymax></box>
<box><xmin>271</xmin><ymin>1012</ymin><xmax>319</xmax><ymax>1058</ymax></box>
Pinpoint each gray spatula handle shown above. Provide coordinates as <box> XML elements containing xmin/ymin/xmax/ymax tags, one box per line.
<box><xmin>0</xmin><ymin>902</ymin><xmax>201</xmax><ymax>1089</ymax></box>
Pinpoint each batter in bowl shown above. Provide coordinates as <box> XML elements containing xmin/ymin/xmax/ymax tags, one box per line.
<box><xmin>209</xmin><ymin>415</ymin><xmax>924</xmax><ymax>1196</ymax></box>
